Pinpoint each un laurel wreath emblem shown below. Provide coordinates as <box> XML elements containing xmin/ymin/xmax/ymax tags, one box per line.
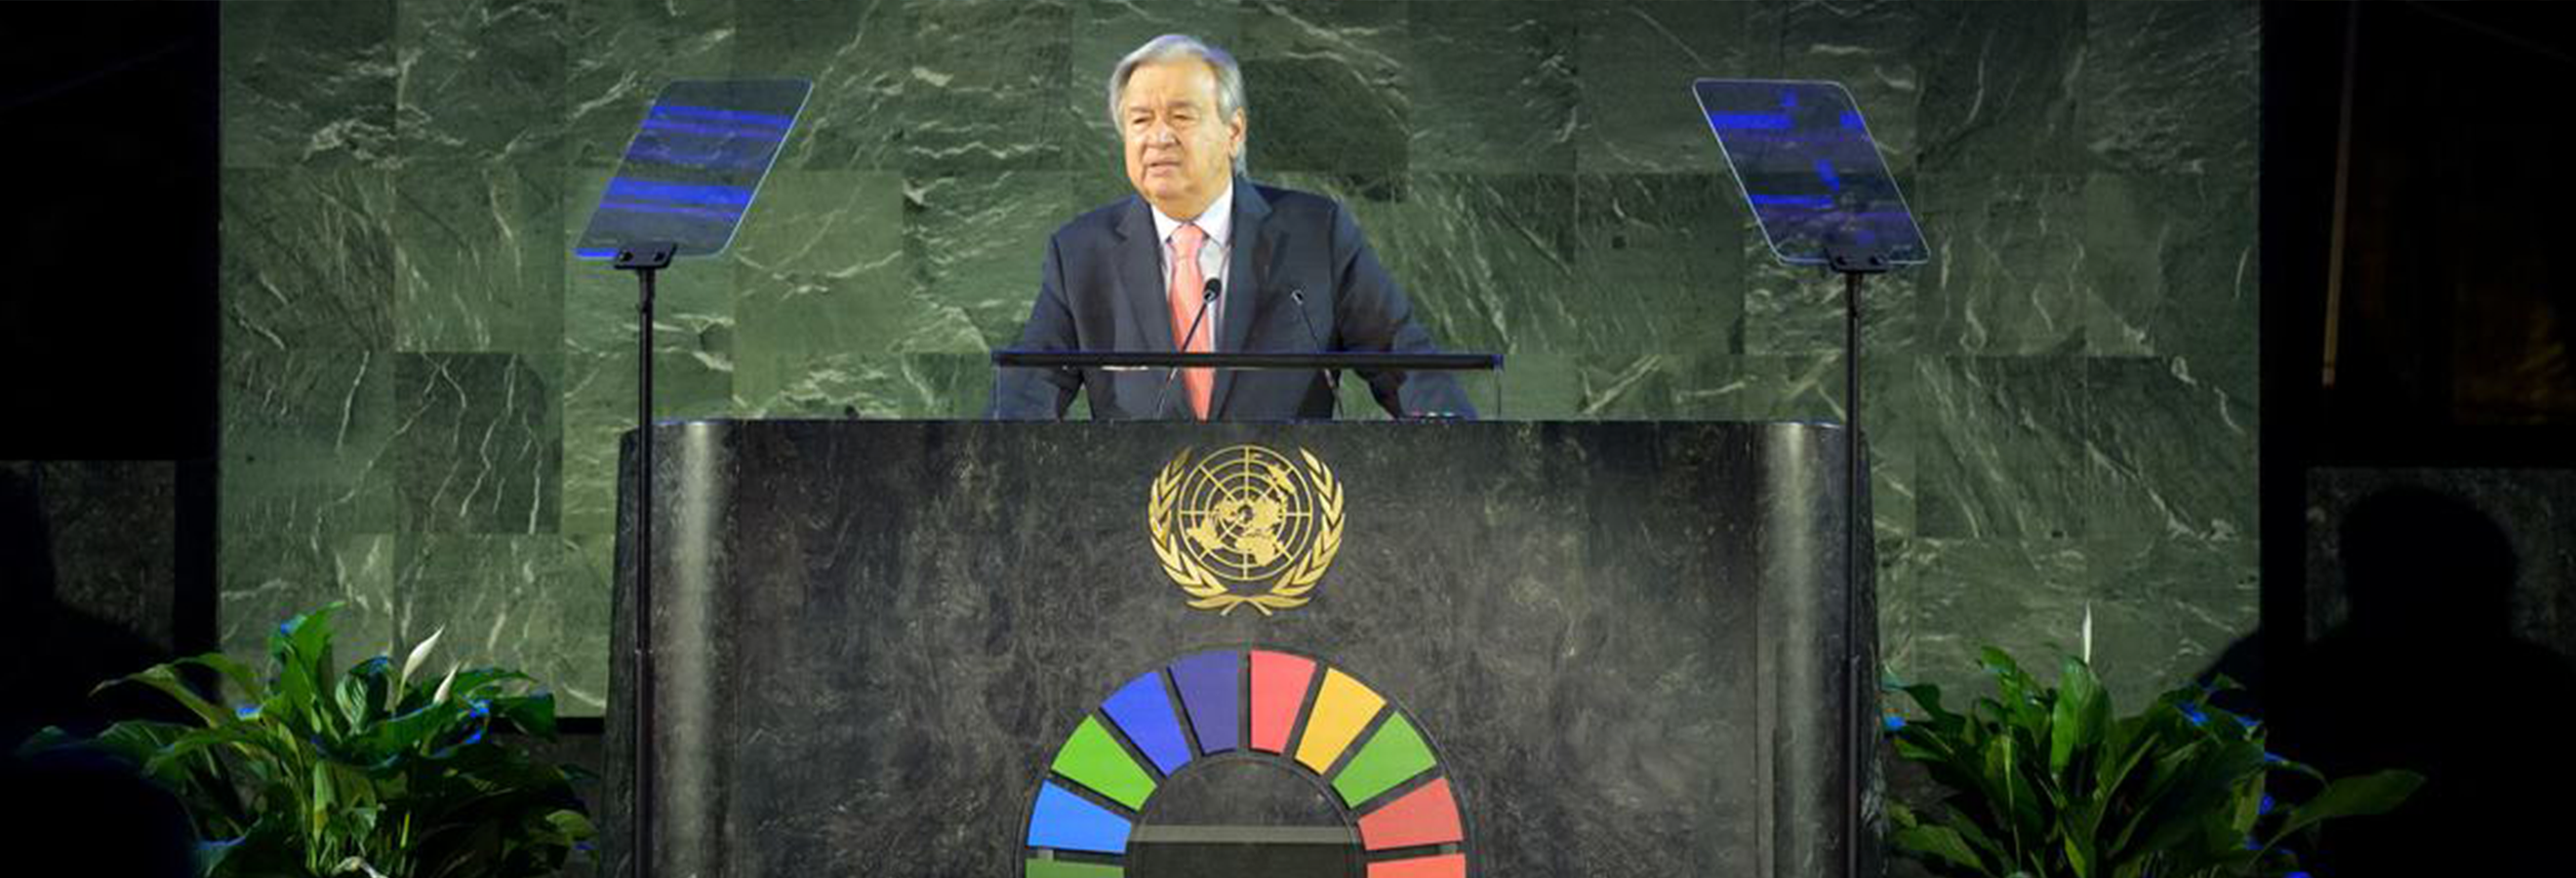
<box><xmin>1147</xmin><ymin>445</ymin><xmax>1345</xmax><ymax>616</ymax></box>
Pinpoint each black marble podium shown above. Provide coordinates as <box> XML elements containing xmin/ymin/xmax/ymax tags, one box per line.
<box><xmin>606</xmin><ymin>420</ymin><xmax>1870</xmax><ymax>878</ymax></box>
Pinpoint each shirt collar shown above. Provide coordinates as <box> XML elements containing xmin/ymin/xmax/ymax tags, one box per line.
<box><xmin>1148</xmin><ymin>180</ymin><xmax>1234</xmax><ymax>251</ymax></box>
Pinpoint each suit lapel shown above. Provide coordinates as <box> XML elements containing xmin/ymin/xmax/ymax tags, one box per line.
<box><xmin>1211</xmin><ymin>180</ymin><xmax>1276</xmax><ymax>419</ymax></box>
<box><xmin>1113</xmin><ymin>197</ymin><xmax>1176</xmax><ymax>360</ymax></box>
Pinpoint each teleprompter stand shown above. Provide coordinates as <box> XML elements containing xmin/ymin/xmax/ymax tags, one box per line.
<box><xmin>574</xmin><ymin>78</ymin><xmax>810</xmax><ymax>878</ymax></box>
<box><xmin>1694</xmin><ymin>77</ymin><xmax>1930</xmax><ymax>878</ymax></box>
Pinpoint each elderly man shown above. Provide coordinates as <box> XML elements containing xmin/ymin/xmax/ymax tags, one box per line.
<box><xmin>986</xmin><ymin>34</ymin><xmax>1474</xmax><ymax>420</ymax></box>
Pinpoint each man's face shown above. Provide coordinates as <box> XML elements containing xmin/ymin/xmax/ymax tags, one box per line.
<box><xmin>1120</xmin><ymin>58</ymin><xmax>1244</xmax><ymax>220</ymax></box>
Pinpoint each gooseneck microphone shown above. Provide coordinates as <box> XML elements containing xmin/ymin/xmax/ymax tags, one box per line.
<box><xmin>1153</xmin><ymin>277</ymin><xmax>1223</xmax><ymax>419</ymax></box>
<box><xmin>1287</xmin><ymin>288</ymin><xmax>1340</xmax><ymax>419</ymax></box>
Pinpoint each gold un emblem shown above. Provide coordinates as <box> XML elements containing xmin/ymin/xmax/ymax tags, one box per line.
<box><xmin>1147</xmin><ymin>445</ymin><xmax>1345</xmax><ymax>616</ymax></box>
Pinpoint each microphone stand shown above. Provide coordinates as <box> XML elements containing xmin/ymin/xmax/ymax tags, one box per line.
<box><xmin>1153</xmin><ymin>278</ymin><xmax>1222</xmax><ymax>419</ymax></box>
<box><xmin>1288</xmin><ymin>288</ymin><xmax>1341</xmax><ymax>419</ymax></box>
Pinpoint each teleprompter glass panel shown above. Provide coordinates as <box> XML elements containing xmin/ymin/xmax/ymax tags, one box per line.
<box><xmin>1691</xmin><ymin>79</ymin><xmax>1928</xmax><ymax>267</ymax></box>
<box><xmin>573</xmin><ymin>79</ymin><xmax>811</xmax><ymax>260</ymax></box>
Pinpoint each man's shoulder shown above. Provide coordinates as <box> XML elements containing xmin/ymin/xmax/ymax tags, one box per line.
<box><xmin>1246</xmin><ymin>180</ymin><xmax>1345</xmax><ymax>227</ymax></box>
<box><xmin>1055</xmin><ymin>196</ymin><xmax>1137</xmax><ymax>242</ymax></box>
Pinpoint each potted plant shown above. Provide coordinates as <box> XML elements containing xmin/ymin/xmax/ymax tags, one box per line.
<box><xmin>1883</xmin><ymin>647</ymin><xmax>2419</xmax><ymax>878</ymax></box>
<box><xmin>17</xmin><ymin>604</ymin><xmax>592</xmax><ymax>878</ymax></box>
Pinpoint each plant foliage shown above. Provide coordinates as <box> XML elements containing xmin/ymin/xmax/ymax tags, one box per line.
<box><xmin>1884</xmin><ymin>648</ymin><xmax>2420</xmax><ymax>878</ymax></box>
<box><xmin>18</xmin><ymin>604</ymin><xmax>592</xmax><ymax>878</ymax></box>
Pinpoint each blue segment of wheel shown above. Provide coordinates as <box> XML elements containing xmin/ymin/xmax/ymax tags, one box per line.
<box><xmin>1102</xmin><ymin>670</ymin><xmax>1192</xmax><ymax>776</ymax></box>
<box><xmin>1026</xmin><ymin>780</ymin><xmax>1133</xmax><ymax>855</ymax></box>
<box><xmin>1168</xmin><ymin>651</ymin><xmax>1240</xmax><ymax>754</ymax></box>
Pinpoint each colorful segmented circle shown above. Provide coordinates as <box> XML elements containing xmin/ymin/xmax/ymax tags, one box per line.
<box><xmin>1023</xmin><ymin>650</ymin><xmax>1469</xmax><ymax>878</ymax></box>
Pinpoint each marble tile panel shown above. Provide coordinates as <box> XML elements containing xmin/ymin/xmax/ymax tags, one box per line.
<box><xmin>1574</xmin><ymin>1</ymin><xmax>1758</xmax><ymax>176</ymax></box>
<box><xmin>389</xmin><ymin>352</ymin><xmax>561</xmax><ymax>535</ymax></box>
<box><xmin>736</xmin><ymin>0</ymin><xmax>906</xmax><ymax>171</ymax></box>
<box><xmin>730</xmin><ymin>170</ymin><xmax>928</xmax><ymax>356</ymax></box>
<box><xmin>1912</xmin><ymin>355</ymin><xmax>2091</xmax><ymax>539</ymax></box>
<box><xmin>221</xmin><ymin>168</ymin><xmax>401</xmax><ymax>352</ymax></box>
<box><xmin>394</xmin><ymin>0</ymin><xmax>571</xmax><ymax>165</ymax></box>
<box><xmin>1883</xmin><ymin>537</ymin><xmax>2088</xmax><ymax>699</ymax></box>
<box><xmin>2074</xmin><ymin>0</ymin><xmax>2259</xmax><ymax>180</ymax></box>
<box><xmin>904</xmin><ymin>171</ymin><xmax>1079</xmax><ymax>349</ymax></box>
<box><xmin>2083</xmin><ymin>355</ymin><xmax>2255</xmax><ymax>545</ymax></box>
<box><xmin>2078</xmin><ymin>172</ymin><xmax>2259</xmax><ymax>387</ymax></box>
<box><xmin>1908</xmin><ymin>0</ymin><xmax>2087</xmax><ymax>178</ymax></box>
<box><xmin>566</xmin><ymin>0</ymin><xmax>740</xmax><ymax>171</ymax></box>
<box><xmin>221</xmin><ymin>346</ymin><xmax>398</xmax><ymax>487</ymax></box>
<box><xmin>1568</xmin><ymin>173</ymin><xmax>1746</xmax><ymax>355</ymax></box>
<box><xmin>741</xmin><ymin>351</ymin><xmax>993</xmax><ymax>419</ymax></box>
<box><xmin>1237</xmin><ymin>1</ymin><xmax>1410</xmax><ymax>174</ymax></box>
<box><xmin>391</xmin><ymin>162</ymin><xmax>567</xmax><ymax>355</ymax></box>
<box><xmin>897</xmin><ymin>0</ymin><xmax>1074</xmax><ymax>174</ymax></box>
<box><xmin>1404</xmin><ymin>2</ymin><xmax>1577</xmax><ymax>175</ymax></box>
<box><xmin>1912</xmin><ymin>172</ymin><xmax>2097</xmax><ymax>356</ymax></box>
<box><xmin>389</xmin><ymin>534</ymin><xmax>612</xmax><ymax>714</ymax></box>
<box><xmin>221</xmin><ymin>0</ymin><xmax>398</xmax><ymax>169</ymax></box>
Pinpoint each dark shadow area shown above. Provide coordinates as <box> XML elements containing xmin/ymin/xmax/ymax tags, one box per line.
<box><xmin>0</xmin><ymin>466</ymin><xmax>181</xmax><ymax>749</ymax></box>
<box><xmin>0</xmin><ymin>746</ymin><xmax>196</xmax><ymax>878</ymax></box>
<box><xmin>2209</xmin><ymin>486</ymin><xmax>2576</xmax><ymax>876</ymax></box>
<box><xmin>0</xmin><ymin>2</ymin><xmax>218</xmax><ymax>460</ymax></box>
<box><xmin>2</xmin><ymin>466</ymin><xmax>200</xmax><ymax>877</ymax></box>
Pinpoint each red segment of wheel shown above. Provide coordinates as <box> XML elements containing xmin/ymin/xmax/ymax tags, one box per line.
<box><xmin>1357</xmin><ymin>777</ymin><xmax>1464</xmax><ymax>851</ymax></box>
<box><xmin>1249</xmin><ymin>650</ymin><xmax>1316</xmax><ymax>753</ymax></box>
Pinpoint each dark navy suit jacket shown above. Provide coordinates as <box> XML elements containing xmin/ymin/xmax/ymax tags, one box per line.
<box><xmin>987</xmin><ymin>180</ymin><xmax>1473</xmax><ymax>420</ymax></box>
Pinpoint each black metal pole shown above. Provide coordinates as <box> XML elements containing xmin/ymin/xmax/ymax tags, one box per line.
<box><xmin>632</xmin><ymin>263</ymin><xmax>655</xmax><ymax>878</ymax></box>
<box><xmin>612</xmin><ymin>242</ymin><xmax>673</xmax><ymax>878</ymax></box>
<box><xmin>1843</xmin><ymin>266</ymin><xmax>1865</xmax><ymax>878</ymax></box>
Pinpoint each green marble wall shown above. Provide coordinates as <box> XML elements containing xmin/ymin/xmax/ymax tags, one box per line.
<box><xmin>218</xmin><ymin>0</ymin><xmax>2259</xmax><ymax>715</ymax></box>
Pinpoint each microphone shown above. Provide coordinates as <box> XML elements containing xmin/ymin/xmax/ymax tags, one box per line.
<box><xmin>1287</xmin><ymin>288</ymin><xmax>1340</xmax><ymax>419</ymax></box>
<box><xmin>1153</xmin><ymin>277</ymin><xmax>1223</xmax><ymax>419</ymax></box>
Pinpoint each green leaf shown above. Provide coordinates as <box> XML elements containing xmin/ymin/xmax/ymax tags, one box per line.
<box><xmin>2062</xmin><ymin>830</ymin><xmax>2093</xmax><ymax>878</ymax></box>
<box><xmin>340</xmin><ymin>656</ymin><xmax>394</xmax><ymax>731</ymax></box>
<box><xmin>1895</xmin><ymin>823</ymin><xmax>1991</xmax><ymax>873</ymax></box>
<box><xmin>2048</xmin><ymin>657</ymin><xmax>2109</xmax><ymax>778</ymax></box>
<box><xmin>2269</xmin><ymin>771</ymin><xmax>2425</xmax><ymax>843</ymax></box>
<box><xmin>97</xmin><ymin>663</ymin><xmax>229</xmax><ymax>727</ymax></box>
<box><xmin>271</xmin><ymin>603</ymin><xmax>343</xmax><ymax>737</ymax></box>
<box><xmin>175</xmin><ymin>653</ymin><xmax>267</xmax><ymax>704</ymax></box>
<box><xmin>487</xmin><ymin>691</ymin><xmax>557</xmax><ymax>738</ymax></box>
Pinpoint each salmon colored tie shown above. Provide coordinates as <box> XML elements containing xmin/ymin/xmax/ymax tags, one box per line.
<box><xmin>1166</xmin><ymin>222</ymin><xmax>1213</xmax><ymax>419</ymax></box>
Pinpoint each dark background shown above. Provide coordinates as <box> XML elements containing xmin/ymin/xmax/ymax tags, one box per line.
<box><xmin>7</xmin><ymin>1</ymin><xmax>2576</xmax><ymax>875</ymax></box>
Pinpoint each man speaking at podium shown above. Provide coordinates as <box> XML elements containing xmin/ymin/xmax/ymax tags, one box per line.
<box><xmin>987</xmin><ymin>35</ymin><xmax>1475</xmax><ymax>421</ymax></box>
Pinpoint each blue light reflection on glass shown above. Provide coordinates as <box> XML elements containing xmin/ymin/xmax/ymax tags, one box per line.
<box><xmin>1708</xmin><ymin>112</ymin><xmax>1794</xmax><ymax>131</ymax></box>
<box><xmin>596</xmin><ymin>200</ymin><xmax>746</xmax><ymax>221</ymax></box>
<box><xmin>605</xmin><ymin>179</ymin><xmax>756</xmax><ymax>207</ymax></box>
<box><xmin>649</xmin><ymin>103</ymin><xmax>796</xmax><ymax>130</ymax></box>
<box><xmin>637</xmin><ymin>118</ymin><xmax>788</xmax><ymax>140</ymax></box>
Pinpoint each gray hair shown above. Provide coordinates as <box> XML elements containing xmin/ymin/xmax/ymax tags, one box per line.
<box><xmin>1107</xmin><ymin>34</ymin><xmax>1247</xmax><ymax>176</ymax></box>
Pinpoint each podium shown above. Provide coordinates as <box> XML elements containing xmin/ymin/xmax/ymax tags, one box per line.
<box><xmin>605</xmin><ymin>420</ymin><xmax>1872</xmax><ymax>877</ymax></box>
